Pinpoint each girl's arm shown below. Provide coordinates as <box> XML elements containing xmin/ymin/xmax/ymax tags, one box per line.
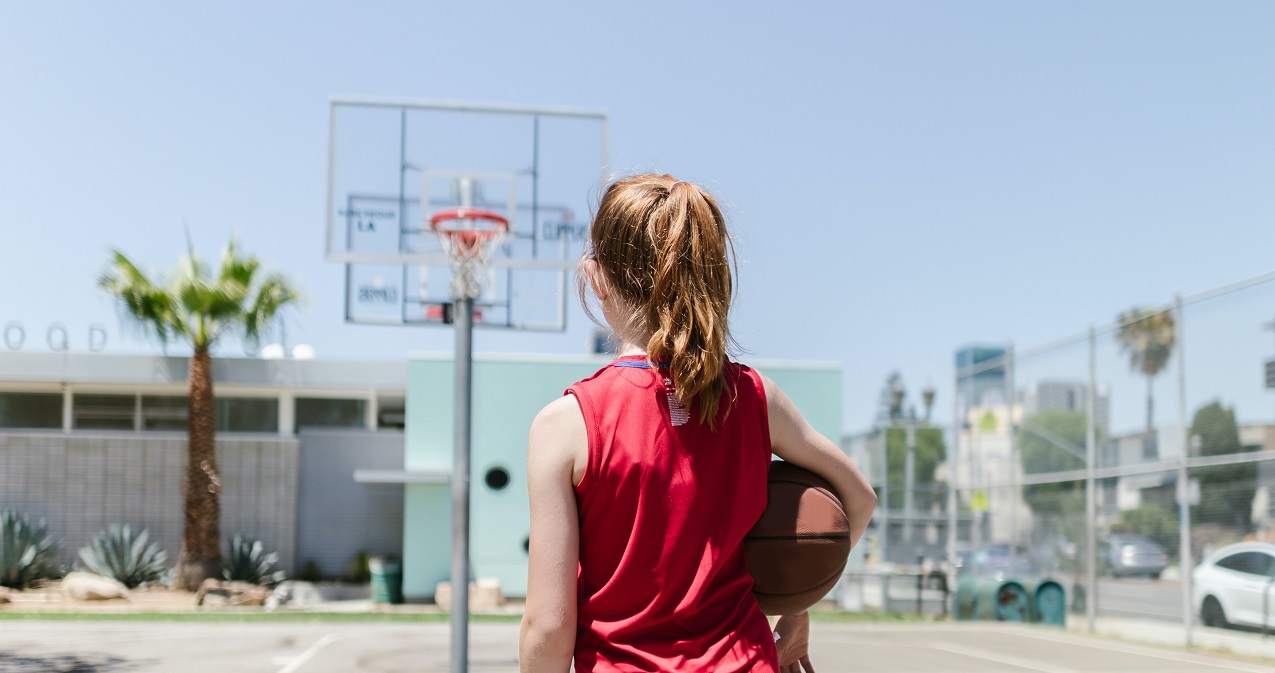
<box><xmin>761</xmin><ymin>373</ymin><xmax>871</xmax><ymax>673</ymax></box>
<box><xmin>761</xmin><ymin>374</ymin><xmax>877</xmax><ymax>548</ymax></box>
<box><xmin>520</xmin><ymin>395</ymin><xmax>585</xmax><ymax>673</ymax></box>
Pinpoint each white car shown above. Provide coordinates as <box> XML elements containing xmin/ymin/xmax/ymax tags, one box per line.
<box><xmin>1192</xmin><ymin>542</ymin><xmax>1275</xmax><ymax>630</ymax></box>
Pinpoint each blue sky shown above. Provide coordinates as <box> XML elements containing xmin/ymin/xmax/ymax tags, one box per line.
<box><xmin>2</xmin><ymin>2</ymin><xmax>1274</xmax><ymax>432</ymax></box>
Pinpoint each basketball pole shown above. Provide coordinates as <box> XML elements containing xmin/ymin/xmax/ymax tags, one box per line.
<box><xmin>451</xmin><ymin>295</ymin><xmax>474</xmax><ymax>673</ymax></box>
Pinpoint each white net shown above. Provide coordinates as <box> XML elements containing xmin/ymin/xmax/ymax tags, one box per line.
<box><xmin>431</xmin><ymin>210</ymin><xmax>508</xmax><ymax>300</ymax></box>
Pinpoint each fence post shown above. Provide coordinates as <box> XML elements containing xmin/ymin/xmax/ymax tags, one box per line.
<box><xmin>1086</xmin><ymin>323</ymin><xmax>1098</xmax><ymax>633</ymax></box>
<box><xmin>948</xmin><ymin>370</ymin><xmax>961</xmax><ymax>593</ymax></box>
<box><xmin>1005</xmin><ymin>341</ymin><xmax>1018</xmax><ymax>569</ymax></box>
<box><xmin>879</xmin><ymin>430</ymin><xmax>890</xmax><ymax>566</ymax></box>
<box><xmin>904</xmin><ymin>425</ymin><xmax>916</xmax><ymax>546</ymax></box>
<box><xmin>1175</xmin><ymin>291</ymin><xmax>1194</xmax><ymax>646</ymax></box>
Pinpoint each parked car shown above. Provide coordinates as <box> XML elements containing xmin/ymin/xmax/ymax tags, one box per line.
<box><xmin>1100</xmin><ymin>534</ymin><xmax>1168</xmax><ymax>579</ymax></box>
<box><xmin>958</xmin><ymin>543</ymin><xmax>1039</xmax><ymax>580</ymax></box>
<box><xmin>1193</xmin><ymin>542</ymin><xmax>1275</xmax><ymax>630</ymax></box>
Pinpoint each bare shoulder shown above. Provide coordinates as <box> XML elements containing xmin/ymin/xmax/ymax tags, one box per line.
<box><xmin>530</xmin><ymin>395</ymin><xmax>586</xmax><ymax>444</ymax></box>
<box><xmin>528</xmin><ymin>395</ymin><xmax>588</xmax><ymax>484</ymax></box>
<box><xmin>756</xmin><ymin>371</ymin><xmax>799</xmax><ymax>430</ymax></box>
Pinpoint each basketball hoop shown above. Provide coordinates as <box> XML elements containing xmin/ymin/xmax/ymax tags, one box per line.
<box><xmin>429</xmin><ymin>207</ymin><xmax>509</xmax><ymax>300</ymax></box>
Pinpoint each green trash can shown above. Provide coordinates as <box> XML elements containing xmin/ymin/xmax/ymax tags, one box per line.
<box><xmin>975</xmin><ymin>578</ymin><xmax>1031</xmax><ymax>622</ymax></box>
<box><xmin>1027</xmin><ymin>579</ymin><xmax>1066</xmax><ymax>626</ymax></box>
<box><xmin>369</xmin><ymin>556</ymin><xmax>403</xmax><ymax>604</ymax></box>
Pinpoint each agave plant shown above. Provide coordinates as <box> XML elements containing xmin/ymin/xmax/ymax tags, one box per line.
<box><xmin>78</xmin><ymin>525</ymin><xmax>169</xmax><ymax>588</ymax></box>
<box><xmin>0</xmin><ymin>509</ymin><xmax>60</xmax><ymax>589</ymax></box>
<box><xmin>223</xmin><ymin>535</ymin><xmax>285</xmax><ymax>586</ymax></box>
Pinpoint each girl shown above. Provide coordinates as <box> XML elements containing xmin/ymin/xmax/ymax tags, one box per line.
<box><xmin>520</xmin><ymin>174</ymin><xmax>876</xmax><ymax>673</ymax></box>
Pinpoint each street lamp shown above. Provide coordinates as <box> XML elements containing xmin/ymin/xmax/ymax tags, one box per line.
<box><xmin>884</xmin><ymin>383</ymin><xmax>936</xmax><ymax>564</ymax></box>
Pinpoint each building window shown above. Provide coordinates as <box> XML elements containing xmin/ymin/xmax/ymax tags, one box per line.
<box><xmin>0</xmin><ymin>392</ymin><xmax>62</xmax><ymax>429</ymax></box>
<box><xmin>1141</xmin><ymin>434</ymin><xmax>1158</xmax><ymax>460</ymax></box>
<box><xmin>296</xmin><ymin>397</ymin><xmax>365</xmax><ymax>429</ymax></box>
<box><xmin>485</xmin><ymin>467</ymin><xmax>511</xmax><ymax>491</ymax></box>
<box><xmin>72</xmin><ymin>394</ymin><xmax>135</xmax><ymax>430</ymax></box>
<box><xmin>377</xmin><ymin>397</ymin><xmax>405</xmax><ymax>430</ymax></box>
<box><xmin>141</xmin><ymin>395</ymin><xmax>187</xmax><ymax>431</ymax></box>
<box><xmin>217</xmin><ymin>397</ymin><xmax>279</xmax><ymax>434</ymax></box>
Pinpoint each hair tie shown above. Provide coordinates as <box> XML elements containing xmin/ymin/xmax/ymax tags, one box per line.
<box><xmin>668</xmin><ymin>181</ymin><xmax>685</xmax><ymax>193</ymax></box>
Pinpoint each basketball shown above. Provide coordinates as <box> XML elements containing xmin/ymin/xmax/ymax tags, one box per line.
<box><xmin>745</xmin><ymin>460</ymin><xmax>853</xmax><ymax>615</ymax></box>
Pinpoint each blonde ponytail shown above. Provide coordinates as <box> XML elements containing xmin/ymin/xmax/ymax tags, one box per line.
<box><xmin>586</xmin><ymin>174</ymin><xmax>736</xmax><ymax>427</ymax></box>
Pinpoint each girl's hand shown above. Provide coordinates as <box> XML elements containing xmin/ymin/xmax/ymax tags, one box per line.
<box><xmin>774</xmin><ymin>611</ymin><xmax>815</xmax><ymax>673</ymax></box>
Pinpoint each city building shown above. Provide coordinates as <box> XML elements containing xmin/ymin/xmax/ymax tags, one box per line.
<box><xmin>1020</xmin><ymin>380</ymin><xmax>1110</xmax><ymax>435</ymax></box>
<box><xmin>954</xmin><ymin>345</ymin><xmax>1006</xmax><ymax>415</ymax></box>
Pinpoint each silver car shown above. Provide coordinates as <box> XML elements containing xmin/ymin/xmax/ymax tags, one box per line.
<box><xmin>1100</xmin><ymin>534</ymin><xmax>1169</xmax><ymax>579</ymax></box>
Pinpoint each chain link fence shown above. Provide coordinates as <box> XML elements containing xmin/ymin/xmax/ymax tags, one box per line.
<box><xmin>855</xmin><ymin>270</ymin><xmax>1275</xmax><ymax>637</ymax></box>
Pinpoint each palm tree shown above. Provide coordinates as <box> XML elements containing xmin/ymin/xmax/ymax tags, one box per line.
<box><xmin>99</xmin><ymin>240</ymin><xmax>298</xmax><ymax>590</ymax></box>
<box><xmin>1115</xmin><ymin>306</ymin><xmax>1176</xmax><ymax>433</ymax></box>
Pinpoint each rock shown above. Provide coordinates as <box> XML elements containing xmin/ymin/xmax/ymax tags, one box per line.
<box><xmin>62</xmin><ymin>572</ymin><xmax>130</xmax><ymax>601</ymax></box>
<box><xmin>435</xmin><ymin>578</ymin><xmax>505</xmax><ymax>612</ymax></box>
<box><xmin>268</xmin><ymin>580</ymin><xmax>324</xmax><ymax>609</ymax></box>
<box><xmin>195</xmin><ymin>578</ymin><xmax>271</xmax><ymax>607</ymax></box>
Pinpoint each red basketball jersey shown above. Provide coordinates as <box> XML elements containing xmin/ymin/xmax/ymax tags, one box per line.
<box><xmin>566</xmin><ymin>356</ymin><xmax>778</xmax><ymax>673</ymax></box>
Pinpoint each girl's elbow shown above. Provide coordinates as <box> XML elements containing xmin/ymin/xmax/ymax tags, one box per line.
<box><xmin>521</xmin><ymin>613</ymin><xmax>575</xmax><ymax>651</ymax></box>
<box><xmin>842</xmin><ymin>481</ymin><xmax>877</xmax><ymax>513</ymax></box>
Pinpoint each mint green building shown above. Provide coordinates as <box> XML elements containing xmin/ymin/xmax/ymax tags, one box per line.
<box><xmin>402</xmin><ymin>354</ymin><xmax>842</xmax><ymax>600</ymax></box>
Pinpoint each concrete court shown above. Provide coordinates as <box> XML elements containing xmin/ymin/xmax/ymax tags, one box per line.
<box><xmin>2</xmin><ymin>620</ymin><xmax>1275</xmax><ymax>673</ymax></box>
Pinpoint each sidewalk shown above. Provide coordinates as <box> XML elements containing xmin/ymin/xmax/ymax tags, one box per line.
<box><xmin>1074</xmin><ymin>615</ymin><xmax>1275</xmax><ymax>660</ymax></box>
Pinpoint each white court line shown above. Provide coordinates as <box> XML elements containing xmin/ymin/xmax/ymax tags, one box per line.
<box><xmin>1013</xmin><ymin>629</ymin><xmax>1275</xmax><ymax>673</ymax></box>
<box><xmin>929</xmin><ymin>642</ymin><xmax>1080</xmax><ymax>673</ymax></box>
<box><xmin>1099</xmin><ymin>607</ymin><xmax>1181</xmax><ymax>620</ymax></box>
<box><xmin>0</xmin><ymin>630</ymin><xmax>289</xmax><ymax>648</ymax></box>
<box><xmin>276</xmin><ymin>632</ymin><xmax>341</xmax><ymax>673</ymax></box>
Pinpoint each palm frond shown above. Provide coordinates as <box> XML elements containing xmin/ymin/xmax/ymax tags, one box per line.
<box><xmin>102</xmin><ymin>240</ymin><xmax>298</xmax><ymax>353</ymax></box>
<box><xmin>1115</xmin><ymin>306</ymin><xmax>1176</xmax><ymax>377</ymax></box>
<box><xmin>98</xmin><ymin>251</ymin><xmax>182</xmax><ymax>344</ymax></box>
<box><xmin>243</xmin><ymin>273</ymin><xmax>301</xmax><ymax>344</ymax></box>
<box><xmin>217</xmin><ymin>240</ymin><xmax>260</xmax><ymax>290</ymax></box>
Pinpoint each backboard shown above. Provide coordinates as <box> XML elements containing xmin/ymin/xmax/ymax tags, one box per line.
<box><xmin>326</xmin><ymin>97</ymin><xmax>608</xmax><ymax>330</ymax></box>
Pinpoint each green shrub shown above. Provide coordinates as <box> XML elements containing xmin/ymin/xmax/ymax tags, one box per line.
<box><xmin>78</xmin><ymin>525</ymin><xmax>168</xmax><ymax>588</ymax></box>
<box><xmin>223</xmin><ymin>535</ymin><xmax>285</xmax><ymax>586</ymax></box>
<box><xmin>344</xmin><ymin>551</ymin><xmax>371</xmax><ymax>584</ymax></box>
<box><xmin>0</xmin><ymin>509</ymin><xmax>60</xmax><ymax>589</ymax></box>
<box><xmin>296</xmin><ymin>559</ymin><xmax>322</xmax><ymax>582</ymax></box>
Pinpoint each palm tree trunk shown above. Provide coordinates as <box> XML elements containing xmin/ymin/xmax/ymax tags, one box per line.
<box><xmin>178</xmin><ymin>346</ymin><xmax>222</xmax><ymax>590</ymax></box>
<box><xmin>1145</xmin><ymin>374</ymin><xmax>1154</xmax><ymax>433</ymax></box>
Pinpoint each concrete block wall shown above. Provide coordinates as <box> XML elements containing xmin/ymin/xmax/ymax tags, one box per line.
<box><xmin>0</xmin><ymin>431</ymin><xmax>299</xmax><ymax>572</ymax></box>
<box><xmin>296</xmin><ymin>429</ymin><xmax>404</xmax><ymax>579</ymax></box>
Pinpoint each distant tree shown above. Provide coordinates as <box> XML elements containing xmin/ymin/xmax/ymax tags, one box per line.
<box><xmin>885</xmin><ymin>427</ymin><xmax>947</xmax><ymax>508</ymax></box>
<box><xmin>1191</xmin><ymin>401</ymin><xmax>1255</xmax><ymax>530</ymax></box>
<box><xmin>1111</xmin><ymin>505</ymin><xmax>1179</xmax><ymax>559</ymax></box>
<box><xmin>1018</xmin><ymin>410</ymin><xmax>1087</xmax><ymax>515</ymax></box>
<box><xmin>874</xmin><ymin>373</ymin><xmax>943</xmax><ymax>508</ymax></box>
<box><xmin>99</xmin><ymin>240</ymin><xmax>299</xmax><ymax>590</ymax></box>
<box><xmin>1115</xmin><ymin>307</ymin><xmax>1176</xmax><ymax>433</ymax></box>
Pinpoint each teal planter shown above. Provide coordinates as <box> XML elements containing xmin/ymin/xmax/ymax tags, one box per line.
<box><xmin>954</xmin><ymin>577</ymin><xmax>980</xmax><ymax>620</ymax></box>
<box><xmin>982</xmin><ymin>579</ymin><xmax>1030</xmax><ymax>621</ymax></box>
<box><xmin>1029</xmin><ymin>579</ymin><xmax>1066</xmax><ymax>626</ymax></box>
<box><xmin>955</xmin><ymin>577</ymin><xmax>1031</xmax><ymax>622</ymax></box>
